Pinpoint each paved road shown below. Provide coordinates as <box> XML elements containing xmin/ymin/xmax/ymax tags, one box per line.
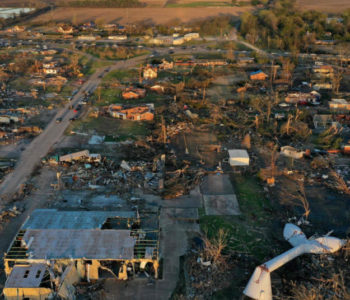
<box><xmin>0</xmin><ymin>54</ymin><xmax>148</xmax><ymax>206</ymax></box>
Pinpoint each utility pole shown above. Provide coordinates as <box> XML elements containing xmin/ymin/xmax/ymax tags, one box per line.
<box><xmin>184</xmin><ymin>134</ymin><xmax>189</xmax><ymax>155</ymax></box>
<box><xmin>161</xmin><ymin>116</ymin><xmax>167</xmax><ymax>144</ymax></box>
<box><xmin>202</xmin><ymin>87</ymin><xmax>206</xmax><ymax>104</ymax></box>
<box><xmin>139</xmin><ymin>65</ymin><xmax>142</xmax><ymax>84</ymax></box>
<box><xmin>97</xmin><ymin>86</ymin><xmax>101</xmax><ymax>103</ymax></box>
<box><xmin>56</xmin><ymin>172</ymin><xmax>61</xmax><ymax>191</ymax></box>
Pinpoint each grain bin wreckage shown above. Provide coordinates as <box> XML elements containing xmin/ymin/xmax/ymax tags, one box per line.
<box><xmin>243</xmin><ymin>223</ymin><xmax>346</xmax><ymax>300</ymax></box>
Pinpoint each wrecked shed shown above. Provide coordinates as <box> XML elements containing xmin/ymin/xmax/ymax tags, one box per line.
<box><xmin>280</xmin><ymin>146</ymin><xmax>305</xmax><ymax>159</ymax></box>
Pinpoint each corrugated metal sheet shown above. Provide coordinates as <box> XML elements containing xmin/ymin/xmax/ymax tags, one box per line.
<box><xmin>22</xmin><ymin>209</ymin><xmax>135</xmax><ymax>230</ymax></box>
<box><xmin>5</xmin><ymin>264</ymin><xmax>47</xmax><ymax>288</ymax></box>
<box><xmin>23</xmin><ymin>229</ymin><xmax>136</xmax><ymax>260</ymax></box>
<box><xmin>59</xmin><ymin>150</ymin><xmax>90</xmax><ymax>162</ymax></box>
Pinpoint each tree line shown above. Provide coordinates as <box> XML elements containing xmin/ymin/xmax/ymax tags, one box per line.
<box><xmin>240</xmin><ymin>0</ymin><xmax>350</xmax><ymax>51</ymax></box>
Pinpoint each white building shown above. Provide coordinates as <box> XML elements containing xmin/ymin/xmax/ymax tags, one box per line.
<box><xmin>184</xmin><ymin>32</ymin><xmax>200</xmax><ymax>41</ymax></box>
<box><xmin>44</xmin><ymin>68</ymin><xmax>58</xmax><ymax>75</ymax></box>
<box><xmin>108</xmin><ymin>35</ymin><xmax>127</xmax><ymax>41</ymax></box>
<box><xmin>173</xmin><ymin>37</ymin><xmax>185</xmax><ymax>45</ymax></box>
<box><xmin>78</xmin><ymin>35</ymin><xmax>97</xmax><ymax>41</ymax></box>
<box><xmin>228</xmin><ymin>149</ymin><xmax>249</xmax><ymax>167</ymax></box>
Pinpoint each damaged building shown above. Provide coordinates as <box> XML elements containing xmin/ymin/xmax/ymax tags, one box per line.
<box><xmin>4</xmin><ymin>209</ymin><xmax>160</xmax><ymax>300</ymax></box>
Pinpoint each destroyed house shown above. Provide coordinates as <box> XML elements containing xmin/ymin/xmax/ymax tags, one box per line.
<box><xmin>58</xmin><ymin>24</ymin><xmax>73</xmax><ymax>34</ymax></box>
<box><xmin>4</xmin><ymin>209</ymin><xmax>160</xmax><ymax>292</ymax></box>
<box><xmin>313</xmin><ymin>65</ymin><xmax>334</xmax><ymax>77</ymax></box>
<box><xmin>313</xmin><ymin>114</ymin><xmax>333</xmax><ymax>129</ymax></box>
<box><xmin>329</xmin><ymin>99</ymin><xmax>350</xmax><ymax>112</ymax></box>
<box><xmin>108</xmin><ymin>104</ymin><xmax>154</xmax><ymax>121</ymax></box>
<box><xmin>59</xmin><ymin>150</ymin><xmax>101</xmax><ymax>163</ymax></box>
<box><xmin>250</xmin><ymin>70</ymin><xmax>268</xmax><ymax>81</ymax></box>
<box><xmin>285</xmin><ymin>92</ymin><xmax>320</xmax><ymax>104</ymax></box>
<box><xmin>122</xmin><ymin>88</ymin><xmax>146</xmax><ymax>100</ymax></box>
<box><xmin>159</xmin><ymin>60</ymin><xmax>174</xmax><ymax>70</ymax></box>
<box><xmin>143</xmin><ymin>66</ymin><xmax>158</xmax><ymax>80</ymax></box>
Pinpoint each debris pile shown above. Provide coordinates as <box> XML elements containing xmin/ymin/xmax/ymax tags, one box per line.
<box><xmin>184</xmin><ymin>252</ymin><xmax>235</xmax><ymax>299</ymax></box>
<box><xmin>0</xmin><ymin>206</ymin><xmax>22</xmax><ymax>228</ymax></box>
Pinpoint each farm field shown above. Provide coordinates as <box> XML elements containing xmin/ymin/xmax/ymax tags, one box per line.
<box><xmin>166</xmin><ymin>1</ymin><xmax>232</xmax><ymax>8</ymax></box>
<box><xmin>0</xmin><ymin>0</ymin><xmax>246</xmax><ymax>8</ymax></box>
<box><xmin>30</xmin><ymin>6</ymin><xmax>251</xmax><ymax>24</ymax></box>
<box><xmin>296</xmin><ymin>0</ymin><xmax>350</xmax><ymax>12</ymax></box>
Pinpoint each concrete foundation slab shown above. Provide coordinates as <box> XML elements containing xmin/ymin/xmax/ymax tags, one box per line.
<box><xmin>203</xmin><ymin>194</ymin><xmax>241</xmax><ymax>215</ymax></box>
<box><xmin>200</xmin><ymin>174</ymin><xmax>235</xmax><ymax>195</ymax></box>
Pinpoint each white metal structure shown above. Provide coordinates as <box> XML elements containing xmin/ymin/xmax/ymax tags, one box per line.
<box><xmin>243</xmin><ymin>223</ymin><xmax>345</xmax><ymax>300</ymax></box>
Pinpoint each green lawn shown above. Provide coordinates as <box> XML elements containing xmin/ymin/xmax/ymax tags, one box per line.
<box><xmin>199</xmin><ymin>175</ymin><xmax>274</xmax><ymax>260</ymax></box>
<box><xmin>68</xmin><ymin>116</ymin><xmax>150</xmax><ymax>139</ymax></box>
<box><xmin>103</xmin><ymin>69</ymin><xmax>138</xmax><ymax>82</ymax></box>
<box><xmin>90</xmin><ymin>85</ymin><xmax>166</xmax><ymax>107</ymax></box>
<box><xmin>193</xmin><ymin>52</ymin><xmax>225</xmax><ymax>60</ymax></box>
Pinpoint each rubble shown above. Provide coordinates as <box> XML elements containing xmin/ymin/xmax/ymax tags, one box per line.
<box><xmin>0</xmin><ymin>206</ymin><xmax>22</xmax><ymax>228</ymax></box>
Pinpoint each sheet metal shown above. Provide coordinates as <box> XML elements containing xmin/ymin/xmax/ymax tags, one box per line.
<box><xmin>23</xmin><ymin>229</ymin><xmax>136</xmax><ymax>260</ymax></box>
<box><xmin>22</xmin><ymin>209</ymin><xmax>135</xmax><ymax>230</ymax></box>
<box><xmin>5</xmin><ymin>264</ymin><xmax>47</xmax><ymax>288</ymax></box>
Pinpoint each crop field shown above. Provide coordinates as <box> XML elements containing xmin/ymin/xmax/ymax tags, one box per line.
<box><xmin>30</xmin><ymin>6</ymin><xmax>251</xmax><ymax>24</ymax></box>
<box><xmin>296</xmin><ymin>0</ymin><xmax>350</xmax><ymax>12</ymax></box>
<box><xmin>165</xmin><ymin>0</ymin><xmax>241</xmax><ymax>7</ymax></box>
<box><xmin>0</xmin><ymin>0</ymin><xmax>246</xmax><ymax>8</ymax></box>
<box><xmin>166</xmin><ymin>1</ymin><xmax>231</xmax><ymax>8</ymax></box>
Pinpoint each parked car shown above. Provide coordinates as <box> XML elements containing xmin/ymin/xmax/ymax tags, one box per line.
<box><xmin>56</xmin><ymin>117</ymin><xmax>63</xmax><ymax>123</ymax></box>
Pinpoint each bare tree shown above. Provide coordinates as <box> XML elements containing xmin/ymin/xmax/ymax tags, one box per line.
<box><xmin>202</xmin><ymin>228</ymin><xmax>228</xmax><ymax>265</ymax></box>
<box><xmin>283</xmin><ymin>180</ymin><xmax>310</xmax><ymax>220</ymax></box>
<box><xmin>280</xmin><ymin>116</ymin><xmax>311</xmax><ymax>141</ymax></box>
<box><xmin>332</xmin><ymin>62</ymin><xmax>344</xmax><ymax>94</ymax></box>
<box><xmin>280</xmin><ymin>57</ymin><xmax>295</xmax><ymax>87</ymax></box>
<box><xmin>332</xmin><ymin>44</ymin><xmax>347</xmax><ymax>94</ymax></box>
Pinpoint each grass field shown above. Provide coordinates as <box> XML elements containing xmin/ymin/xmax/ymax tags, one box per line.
<box><xmin>296</xmin><ymin>0</ymin><xmax>350</xmax><ymax>12</ymax></box>
<box><xmin>199</xmin><ymin>175</ymin><xmax>275</xmax><ymax>260</ymax></box>
<box><xmin>69</xmin><ymin>116</ymin><xmax>150</xmax><ymax>138</ymax></box>
<box><xmin>30</xmin><ymin>6</ymin><xmax>251</xmax><ymax>24</ymax></box>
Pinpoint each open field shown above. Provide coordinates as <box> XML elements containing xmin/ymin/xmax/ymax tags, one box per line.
<box><xmin>30</xmin><ymin>6</ymin><xmax>251</xmax><ymax>24</ymax></box>
<box><xmin>0</xmin><ymin>0</ymin><xmax>248</xmax><ymax>8</ymax></box>
<box><xmin>296</xmin><ymin>0</ymin><xmax>350</xmax><ymax>12</ymax></box>
<box><xmin>165</xmin><ymin>0</ymin><xmax>237</xmax><ymax>7</ymax></box>
<box><xmin>143</xmin><ymin>0</ymin><xmax>168</xmax><ymax>6</ymax></box>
